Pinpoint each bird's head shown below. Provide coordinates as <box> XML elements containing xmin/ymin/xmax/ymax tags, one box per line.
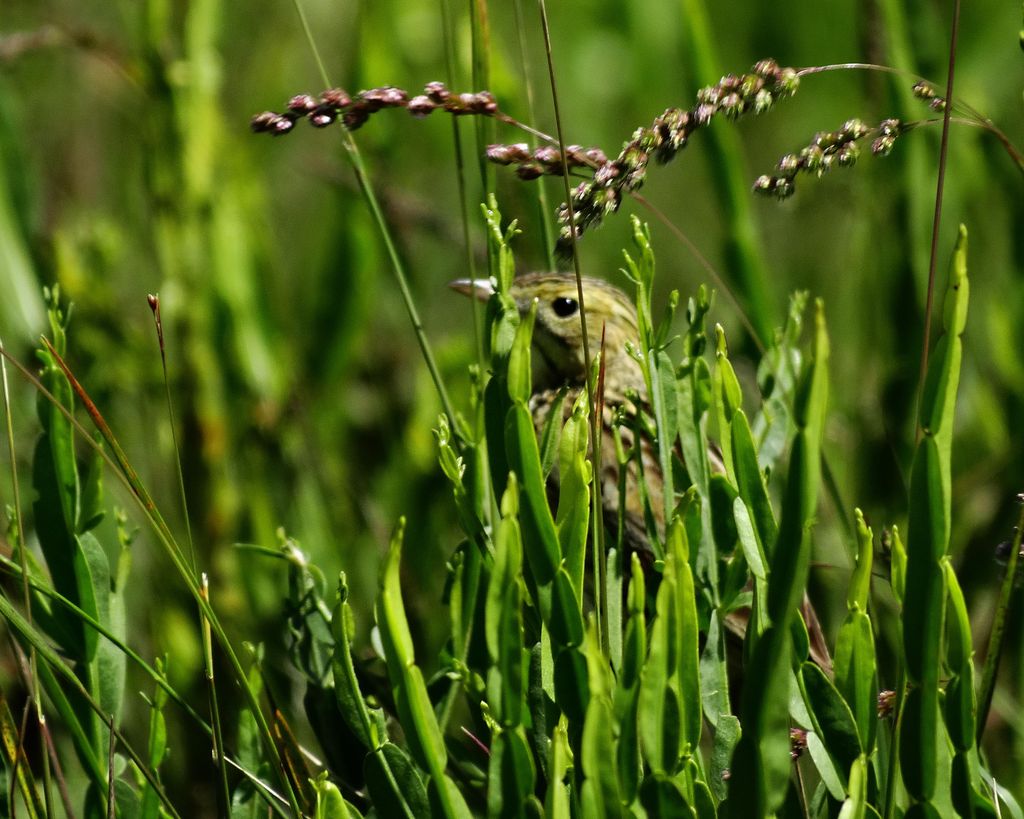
<box><xmin>451</xmin><ymin>272</ymin><xmax>644</xmax><ymax>402</ymax></box>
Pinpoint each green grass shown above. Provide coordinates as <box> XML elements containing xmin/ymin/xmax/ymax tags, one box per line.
<box><xmin>0</xmin><ymin>0</ymin><xmax>1022</xmax><ymax>814</ymax></box>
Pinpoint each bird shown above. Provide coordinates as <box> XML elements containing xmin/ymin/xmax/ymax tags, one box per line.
<box><xmin>451</xmin><ymin>272</ymin><xmax>657</xmax><ymax>552</ymax></box>
<box><xmin>450</xmin><ymin>271</ymin><xmax>831</xmax><ymax>673</ymax></box>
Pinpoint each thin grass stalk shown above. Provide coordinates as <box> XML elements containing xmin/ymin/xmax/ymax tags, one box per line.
<box><xmin>224</xmin><ymin>756</ymin><xmax>293</xmax><ymax>817</ymax></box>
<box><xmin>150</xmin><ymin>292</ymin><xmax>233</xmax><ymax>812</ymax></box>
<box><xmin>346</xmin><ymin>141</ymin><xmax>460</xmax><ymax>426</ymax></box>
<box><xmin>7</xmin><ymin>695</ymin><xmax>27</xmax><ymax>818</ymax></box>
<box><xmin>0</xmin><ymin>351</ymin><xmax>28</xmax><ymax>689</ymax></box>
<box><xmin>433</xmin><ymin>631</ymin><xmax>465</xmax><ymax>734</ymax></box>
<box><xmin>291</xmin><ymin>0</ymin><xmax>459</xmax><ymax>431</ymax></box>
<box><xmin>11</xmin><ymin>504</ymin><xmax>109</xmax><ymax>791</ymax></box>
<box><xmin>536</xmin><ymin>0</ymin><xmax>608</xmax><ymax>653</ymax></box>
<box><xmin>469</xmin><ymin>0</ymin><xmax>495</xmax><ymax>192</ymax></box>
<box><xmin>150</xmin><ymin>294</ymin><xmax>236</xmax><ymax>809</ymax></box>
<box><xmin>677</xmin><ymin>0</ymin><xmax>773</xmax><ymax>345</ymax></box>
<box><xmin>3</xmin><ymin>343</ymin><xmax>188</xmax><ymax>579</ymax></box>
<box><xmin>41</xmin><ymin>337</ymin><xmax>198</xmax><ymax>573</ymax></box>
<box><xmin>9</xmin><ymin>641</ymin><xmax>76</xmax><ymax>818</ymax></box>
<box><xmin>882</xmin><ymin>667</ymin><xmax>908</xmax><ymax>819</ymax></box>
<box><xmin>92</xmin><ymin>693</ymin><xmax>171</xmax><ymax>815</ymax></box>
<box><xmin>6</xmin><ymin>673</ymin><xmax>45</xmax><ymax>819</ymax></box>
<box><xmin>976</xmin><ymin>501</ymin><xmax>1024</xmax><ymax>744</ymax></box>
<box><xmin>874</xmin><ymin>0</ymin><xmax>939</xmax><ymax>307</ymax></box>
<box><xmin>439</xmin><ymin>0</ymin><xmax>485</xmax><ymax>369</ymax></box>
<box><xmin>512</xmin><ymin>0</ymin><xmax>555</xmax><ymax>267</ymax></box>
<box><xmin>25</xmin><ymin>342</ymin><xmax>302</xmax><ymax>816</ymax></box>
<box><xmin>200</xmin><ymin>575</ymin><xmax>232</xmax><ymax>816</ymax></box>
<box><xmin>39</xmin><ymin>715</ymin><xmax>74</xmax><ymax>817</ymax></box>
<box><xmin>916</xmin><ymin>0</ymin><xmax>960</xmax><ymax>415</ymax></box>
<box><xmin>0</xmin><ymin>595</ymin><xmax>183</xmax><ymax>819</ymax></box>
<box><xmin>0</xmin><ymin>555</ymin><xmax>210</xmax><ymax>731</ymax></box>
<box><xmin>148</xmin><ymin>295</ymin><xmax>198</xmax><ymax>579</ymax></box>
<box><xmin>106</xmin><ymin>720</ymin><xmax>115</xmax><ymax>819</ymax></box>
<box><xmin>594</xmin><ymin>334</ymin><xmax>609</xmax><ymax>653</ymax></box>
<box><xmin>0</xmin><ymin>341</ymin><xmax>54</xmax><ymax>815</ymax></box>
<box><xmin>794</xmin><ymin>756</ymin><xmax>808</xmax><ymax>816</ymax></box>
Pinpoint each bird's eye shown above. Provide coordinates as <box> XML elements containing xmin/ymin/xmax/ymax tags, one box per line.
<box><xmin>551</xmin><ymin>297</ymin><xmax>579</xmax><ymax>318</ymax></box>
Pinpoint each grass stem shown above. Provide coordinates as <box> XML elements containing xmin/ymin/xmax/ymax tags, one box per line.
<box><xmin>536</xmin><ymin>0</ymin><xmax>608</xmax><ymax>654</ymax></box>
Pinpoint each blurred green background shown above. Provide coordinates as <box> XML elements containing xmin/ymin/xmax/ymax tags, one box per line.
<box><xmin>2</xmin><ymin>0</ymin><xmax>1022</xmax><ymax>807</ymax></box>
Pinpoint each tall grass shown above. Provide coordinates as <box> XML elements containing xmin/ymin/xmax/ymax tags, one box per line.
<box><xmin>0</xmin><ymin>0</ymin><xmax>1022</xmax><ymax>814</ymax></box>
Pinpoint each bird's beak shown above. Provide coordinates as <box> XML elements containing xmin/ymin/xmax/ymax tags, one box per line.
<box><xmin>448</xmin><ymin>278</ymin><xmax>495</xmax><ymax>301</ymax></box>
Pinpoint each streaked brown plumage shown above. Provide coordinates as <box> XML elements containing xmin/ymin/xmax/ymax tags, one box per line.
<box><xmin>452</xmin><ymin>272</ymin><xmax>660</xmax><ymax>552</ymax></box>
<box><xmin>452</xmin><ymin>272</ymin><xmax>831</xmax><ymax>672</ymax></box>
<box><xmin>506</xmin><ymin>272</ymin><xmax>659</xmax><ymax>553</ymax></box>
